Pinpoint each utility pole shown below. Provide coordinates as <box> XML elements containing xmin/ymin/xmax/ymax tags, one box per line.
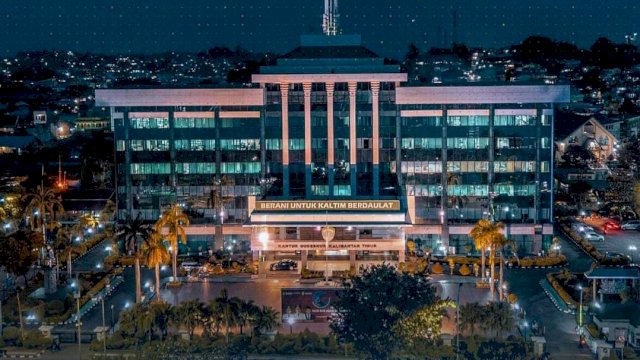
<box><xmin>75</xmin><ymin>290</ymin><xmax>81</xmax><ymax>359</ymax></box>
<box><xmin>456</xmin><ymin>282</ymin><xmax>462</xmax><ymax>360</ymax></box>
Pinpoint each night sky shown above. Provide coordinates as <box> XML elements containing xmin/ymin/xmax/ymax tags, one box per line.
<box><xmin>1</xmin><ymin>0</ymin><xmax>638</xmax><ymax>58</ymax></box>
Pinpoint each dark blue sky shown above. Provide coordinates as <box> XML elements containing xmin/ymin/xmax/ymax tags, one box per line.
<box><xmin>1</xmin><ymin>0</ymin><xmax>638</xmax><ymax>58</ymax></box>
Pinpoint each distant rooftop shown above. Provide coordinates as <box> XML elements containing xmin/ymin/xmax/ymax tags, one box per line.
<box><xmin>281</xmin><ymin>45</ymin><xmax>379</xmax><ymax>60</ymax></box>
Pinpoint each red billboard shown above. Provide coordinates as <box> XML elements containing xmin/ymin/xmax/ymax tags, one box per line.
<box><xmin>281</xmin><ymin>287</ymin><xmax>342</xmax><ymax>323</ymax></box>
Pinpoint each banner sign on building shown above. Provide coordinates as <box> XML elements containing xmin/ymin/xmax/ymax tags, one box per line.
<box><xmin>281</xmin><ymin>288</ymin><xmax>343</xmax><ymax>323</ymax></box>
<box><xmin>251</xmin><ymin>239</ymin><xmax>405</xmax><ymax>251</ymax></box>
<box><xmin>256</xmin><ymin>200</ymin><xmax>400</xmax><ymax>211</ymax></box>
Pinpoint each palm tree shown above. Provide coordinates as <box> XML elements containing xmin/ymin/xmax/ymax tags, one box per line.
<box><xmin>470</xmin><ymin>219</ymin><xmax>507</xmax><ymax>301</ymax></box>
<box><xmin>469</xmin><ymin>219</ymin><xmax>494</xmax><ymax>282</ymax></box>
<box><xmin>252</xmin><ymin>306</ymin><xmax>279</xmax><ymax>336</ymax></box>
<box><xmin>56</xmin><ymin>227</ymin><xmax>87</xmax><ymax>278</ymax></box>
<box><xmin>79</xmin><ymin>213</ymin><xmax>99</xmax><ymax>230</ymax></box>
<box><xmin>144</xmin><ymin>231</ymin><xmax>170</xmax><ymax>303</ymax></box>
<box><xmin>171</xmin><ymin>299</ymin><xmax>204</xmax><ymax>340</ymax></box>
<box><xmin>149</xmin><ymin>302</ymin><xmax>172</xmax><ymax>340</ymax></box>
<box><xmin>214</xmin><ymin>288</ymin><xmax>241</xmax><ymax>345</ymax></box>
<box><xmin>118</xmin><ymin>213</ymin><xmax>151</xmax><ymax>303</ymax></box>
<box><xmin>237</xmin><ymin>299</ymin><xmax>259</xmax><ymax>335</ymax></box>
<box><xmin>459</xmin><ymin>302</ymin><xmax>482</xmax><ymax>336</ymax></box>
<box><xmin>155</xmin><ymin>205</ymin><xmax>190</xmax><ymax>283</ymax></box>
<box><xmin>22</xmin><ymin>185</ymin><xmax>64</xmax><ymax>244</ymax></box>
<box><xmin>490</xmin><ymin>227</ymin><xmax>509</xmax><ymax>302</ymax></box>
<box><xmin>208</xmin><ymin>176</ymin><xmax>235</xmax><ymax>251</ymax></box>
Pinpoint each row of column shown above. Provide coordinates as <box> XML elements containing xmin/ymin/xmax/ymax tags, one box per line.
<box><xmin>279</xmin><ymin>81</ymin><xmax>380</xmax><ymax>197</ymax></box>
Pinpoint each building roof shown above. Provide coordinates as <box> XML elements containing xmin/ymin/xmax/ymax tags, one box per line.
<box><xmin>596</xmin><ymin>304</ymin><xmax>640</xmax><ymax>327</ymax></box>
<box><xmin>585</xmin><ymin>267</ymin><xmax>640</xmax><ymax>279</ymax></box>
<box><xmin>554</xmin><ymin>111</ymin><xmax>593</xmax><ymax>140</ymax></box>
<box><xmin>281</xmin><ymin>45</ymin><xmax>379</xmax><ymax>60</ymax></box>
<box><xmin>0</xmin><ymin>135</ymin><xmax>34</xmax><ymax>148</ymax></box>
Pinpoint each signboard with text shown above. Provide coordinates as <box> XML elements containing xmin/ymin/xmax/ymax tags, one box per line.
<box><xmin>281</xmin><ymin>287</ymin><xmax>343</xmax><ymax>323</ymax></box>
<box><xmin>255</xmin><ymin>200</ymin><xmax>400</xmax><ymax>211</ymax></box>
<box><xmin>251</xmin><ymin>239</ymin><xmax>405</xmax><ymax>251</ymax></box>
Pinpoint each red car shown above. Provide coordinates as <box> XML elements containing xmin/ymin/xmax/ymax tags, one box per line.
<box><xmin>603</xmin><ymin>220</ymin><xmax>621</xmax><ymax>230</ymax></box>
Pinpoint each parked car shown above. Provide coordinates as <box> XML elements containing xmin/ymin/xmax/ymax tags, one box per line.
<box><xmin>583</xmin><ymin>232</ymin><xmax>604</xmax><ymax>242</ymax></box>
<box><xmin>572</xmin><ymin>223</ymin><xmax>594</xmax><ymax>233</ymax></box>
<box><xmin>605</xmin><ymin>251</ymin><xmax>632</xmax><ymax>262</ymax></box>
<box><xmin>180</xmin><ymin>261</ymin><xmax>200</xmax><ymax>271</ymax></box>
<box><xmin>621</xmin><ymin>220</ymin><xmax>640</xmax><ymax>230</ymax></box>
<box><xmin>270</xmin><ymin>260</ymin><xmax>297</xmax><ymax>271</ymax></box>
<box><xmin>603</xmin><ymin>220</ymin><xmax>621</xmax><ymax>230</ymax></box>
<box><xmin>221</xmin><ymin>258</ymin><xmax>247</xmax><ymax>269</ymax></box>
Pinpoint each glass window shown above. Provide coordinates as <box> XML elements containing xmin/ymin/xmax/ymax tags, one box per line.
<box><xmin>175</xmin><ymin>162</ymin><xmax>216</xmax><ymax>174</ymax></box>
<box><xmin>130</xmin><ymin>117</ymin><xmax>169</xmax><ymax>129</ymax></box>
<box><xmin>289</xmin><ymin>139</ymin><xmax>305</xmax><ymax>150</ymax></box>
<box><xmin>116</xmin><ymin>140</ymin><xmax>125</xmax><ymax>151</ymax></box>
<box><xmin>333</xmin><ymin>185</ymin><xmax>351</xmax><ymax>196</ymax></box>
<box><xmin>220</xmin><ymin>139</ymin><xmax>260</xmax><ymax>150</ymax></box>
<box><xmin>265</xmin><ymin>139</ymin><xmax>282</xmax><ymax>150</ymax></box>
<box><xmin>447</xmin><ymin>138</ymin><xmax>489</xmax><ymax>149</ymax></box>
<box><xmin>174</xmin><ymin>117</ymin><xmax>215</xmax><ymax>128</ymax></box>
<box><xmin>447</xmin><ymin>116</ymin><xmax>489</xmax><ymax>126</ymax></box>
<box><xmin>130</xmin><ymin>139</ymin><xmax>169</xmax><ymax>151</ymax></box>
<box><xmin>130</xmin><ymin>163</ymin><xmax>171</xmax><ymax>174</ymax></box>
<box><xmin>220</xmin><ymin>162</ymin><xmax>261</xmax><ymax>174</ymax></box>
<box><xmin>175</xmin><ymin>139</ymin><xmax>215</xmax><ymax>151</ymax></box>
<box><xmin>495</xmin><ymin>115</ymin><xmax>535</xmax><ymax>126</ymax></box>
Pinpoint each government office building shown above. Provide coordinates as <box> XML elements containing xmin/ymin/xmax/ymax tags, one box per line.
<box><xmin>96</xmin><ymin>33</ymin><xmax>569</xmax><ymax>271</ymax></box>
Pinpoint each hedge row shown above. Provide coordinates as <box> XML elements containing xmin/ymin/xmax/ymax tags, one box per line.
<box><xmin>546</xmin><ymin>272</ymin><xmax>578</xmax><ymax>309</ymax></box>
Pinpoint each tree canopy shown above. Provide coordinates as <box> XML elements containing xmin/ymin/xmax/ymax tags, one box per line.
<box><xmin>330</xmin><ymin>263</ymin><xmax>438</xmax><ymax>360</ymax></box>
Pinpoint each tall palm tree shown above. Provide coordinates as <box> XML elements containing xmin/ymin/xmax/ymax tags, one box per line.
<box><xmin>56</xmin><ymin>227</ymin><xmax>87</xmax><ymax>278</ymax></box>
<box><xmin>22</xmin><ymin>185</ymin><xmax>64</xmax><ymax>244</ymax></box>
<box><xmin>149</xmin><ymin>302</ymin><xmax>172</xmax><ymax>340</ymax></box>
<box><xmin>237</xmin><ymin>299</ymin><xmax>259</xmax><ymax>335</ymax></box>
<box><xmin>118</xmin><ymin>213</ymin><xmax>151</xmax><ymax>303</ymax></box>
<box><xmin>470</xmin><ymin>219</ymin><xmax>507</xmax><ymax>301</ymax></box>
<box><xmin>208</xmin><ymin>175</ymin><xmax>235</xmax><ymax>251</ymax></box>
<box><xmin>155</xmin><ymin>205</ymin><xmax>189</xmax><ymax>282</ymax></box>
<box><xmin>459</xmin><ymin>302</ymin><xmax>482</xmax><ymax>336</ymax></box>
<box><xmin>144</xmin><ymin>231</ymin><xmax>170</xmax><ymax>303</ymax></box>
<box><xmin>469</xmin><ymin>219</ymin><xmax>494</xmax><ymax>282</ymax></box>
<box><xmin>493</xmin><ymin>232</ymin><xmax>510</xmax><ymax>302</ymax></box>
<box><xmin>171</xmin><ymin>299</ymin><xmax>204</xmax><ymax>340</ymax></box>
<box><xmin>252</xmin><ymin>306</ymin><xmax>279</xmax><ymax>337</ymax></box>
<box><xmin>214</xmin><ymin>288</ymin><xmax>241</xmax><ymax>345</ymax></box>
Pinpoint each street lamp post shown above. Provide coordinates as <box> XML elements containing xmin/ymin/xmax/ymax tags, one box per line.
<box><xmin>75</xmin><ymin>291</ymin><xmax>81</xmax><ymax>358</ymax></box>
<box><xmin>110</xmin><ymin>304</ymin><xmax>114</xmax><ymax>328</ymax></box>
<box><xmin>577</xmin><ymin>285</ymin><xmax>584</xmax><ymax>333</ymax></box>
<box><xmin>455</xmin><ymin>282</ymin><xmax>462</xmax><ymax>360</ymax></box>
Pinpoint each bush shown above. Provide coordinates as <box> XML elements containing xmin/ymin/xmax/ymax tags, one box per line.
<box><xmin>22</xmin><ymin>330</ymin><xmax>51</xmax><ymax>349</ymax></box>
<box><xmin>431</xmin><ymin>263</ymin><xmax>444</xmax><ymax>274</ymax></box>
<box><xmin>459</xmin><ymin>264</ymin><xmax>471</xmax><ymax>276</ymax></box>
<box><xmin>46</xmin><ymin>299</ymin><xmax>66</xmax><ymax>316</ymax></box>
<box><xmin>2</xmin><ymin>326</ymin><xmax>21</xmax><ymax>346</ymax></box>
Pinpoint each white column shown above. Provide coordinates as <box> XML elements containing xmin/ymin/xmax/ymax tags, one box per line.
<box><xmin>280</xmin><ymin>83</ymin><xmax>289</xmax><ymax>165</ymax></box>
<box><xmin>371</xmin><ymin>81</ymin><xmax>380</xmax><ymax>165</ymax></box>
<box><xmin>348</xmin><ymin>82</ymin><xmax>357</xmax><ymax>167</ymax></box>
<box><xmin>303</xmin><ymin>82</ymin><xmax>312</xmax><ymax>166</ymax></box>
<box><xmin>326</xmin><ymin>82</ymin><xmax>335</xmax><ymax>166</ymax></box>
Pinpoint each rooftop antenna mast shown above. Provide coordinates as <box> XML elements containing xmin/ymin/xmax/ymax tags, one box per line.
<box><xmin>322</xmin><ymin>0</ymin><xmax>340</xmax><ymax>36</ymax></box>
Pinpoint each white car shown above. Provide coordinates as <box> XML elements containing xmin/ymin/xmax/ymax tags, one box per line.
<box><xmin>583</xmin><ymin>232</ymin><xmax>604</xmax><ymax>242</ymax></box>
<box><xmin>572</xmin><ymin>223</ymin><xmax>594</xmax><ymax>233</ymax></box>
<box><xmin>621</xmin><ymin>220</ymin><xmax>640</xmax><ymax>230</ymax></box>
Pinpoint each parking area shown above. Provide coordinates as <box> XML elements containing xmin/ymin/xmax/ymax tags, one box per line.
<box><xmin>578</xmin><ymin>217</ymin><xmax>640</xmax><ymax>263</ymax></box>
